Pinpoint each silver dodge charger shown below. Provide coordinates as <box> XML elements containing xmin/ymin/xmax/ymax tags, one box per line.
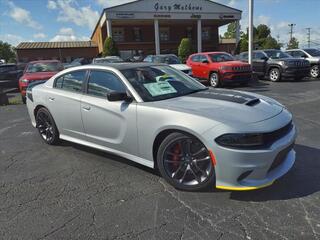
<box><xmin>26</xmin><ymin>63</ymin><xmax>297</xmax><ymax>191</ymax></box>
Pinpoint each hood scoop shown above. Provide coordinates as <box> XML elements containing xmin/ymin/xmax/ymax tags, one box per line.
<box><xmin>245</xmin><ymin>98</ymin><xmax>261</xmax><ymax>106</ymax></box>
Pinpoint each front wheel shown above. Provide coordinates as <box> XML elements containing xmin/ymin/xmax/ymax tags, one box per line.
<box><xmin>310</xmin><ymin>65</ymin><xmax>319</xmax><ymax>78</ymax></box>
<box><xmin>269</xmin><ymin>68</ymin><xmax>281</xmax><ymax>82</ymax></box>
<box><xmin>157</xmin><ymin>132</ymin><xmax>215</xmax><ymax>191</ymax></box>
<box><xmin>209</xmin><ymin>72</ymin><xmax>220</xmax><ymax>88</ymax></box>
<box><xmin>36</xmin><ymin>108</ymin><xmax>60</xmax><ymax>145</ymax></box>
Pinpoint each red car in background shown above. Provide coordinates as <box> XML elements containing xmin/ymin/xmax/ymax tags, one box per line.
<box><xmin>19</xmin><ymin>60</ymin><xmax>64</xmax><ymax>103</ymax></box>
<box><xmin>187</xmin><ymin>52</ymin><xmax>252</xmax><ymax>87</ymax></box>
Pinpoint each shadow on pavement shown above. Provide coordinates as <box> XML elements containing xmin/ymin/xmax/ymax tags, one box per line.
<box><xmin>229</xmin><ymin>144</ymin><xmax>320</xmax><ymax>201</ymax></box>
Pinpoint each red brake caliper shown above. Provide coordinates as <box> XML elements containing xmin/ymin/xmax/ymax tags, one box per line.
<box><xmin>172</xmin><ymin>143</ymin><xmax>181</xmax><ymax>169</ymax></box>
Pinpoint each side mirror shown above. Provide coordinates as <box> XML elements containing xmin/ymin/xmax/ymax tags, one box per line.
<box><xmin>107</xmin><ymin>91</ymin><xmax>132</xmax><ymax>102</ymax></box>
<box><xmin>202</xmin><ymin>60</ymin><xmax>209</xmax><ymax>64</ymax></box>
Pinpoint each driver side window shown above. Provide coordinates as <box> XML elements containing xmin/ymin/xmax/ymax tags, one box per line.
<box><xmin>87</xmin><ymin>71</ymin><xmax>127</xmax><ymax>98</ymax></box>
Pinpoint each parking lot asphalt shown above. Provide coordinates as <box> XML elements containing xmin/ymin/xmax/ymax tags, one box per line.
<box><xmin>0</xmin><ymin>78</ymin><xmax>320</xmax><ymax>240</ymax></box>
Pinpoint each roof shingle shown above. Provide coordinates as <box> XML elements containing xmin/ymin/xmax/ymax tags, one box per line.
<box><xmin>16</xmin><ymin>41</ymin><xmax>97</xmax><ymax>49</ymax></box>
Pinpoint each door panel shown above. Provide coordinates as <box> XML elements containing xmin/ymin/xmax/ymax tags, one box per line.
<box><xmin>81</xmin><ymin>95</ymin><xmax>138</xmax><ymax>155</ymax></box>
<box><xmin>46</xmin><ymin>70</ymin><xmax>87</xmax><ymax>139</ymax></box>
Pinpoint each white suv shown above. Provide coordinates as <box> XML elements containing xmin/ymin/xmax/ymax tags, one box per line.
<box><xmin>286</xmin><ymin>49</ymin><xmax>320</xmax><ymax>78</ymax></box>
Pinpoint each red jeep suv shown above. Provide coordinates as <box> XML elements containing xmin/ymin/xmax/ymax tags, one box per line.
<box><xmin>19</xmin><ymin>60</ymin><xmax>64</xmax><ymax>103</ymax></box>
<box><xmin>187</xmin><ymin>52</ymin><xmax>252</xmax><ymax>87</ymax></box>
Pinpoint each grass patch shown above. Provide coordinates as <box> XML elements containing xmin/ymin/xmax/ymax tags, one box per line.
<box><xmin>8</xmin><ymin>95</ymin><xmax>22</xmax><ymax>105</ymax></box>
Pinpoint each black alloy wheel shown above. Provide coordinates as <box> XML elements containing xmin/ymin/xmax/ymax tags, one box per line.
<box><xmin>157</xmin><ymin>132</ymin><xmax>215</xmax><ymax>191</ymax></box>
<box><xmin>36</xmin><ymin>108</ymin><xmax>59</xmax><ymax>145</ymax></box>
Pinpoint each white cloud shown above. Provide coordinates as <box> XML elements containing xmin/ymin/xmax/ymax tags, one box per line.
<box><xmin>48</xmin><ymin>0</ymin><xmax>99</xmax><ymax>29</ymax></box>
<box><xmin>33</xmin><ymin>33</ymin><xmax>47</xmax><ymax>39</ymax></box>
<box><xmin>58</xmin><ymin>27</ymin><xmax>74</xmax><ymax>35</ymax></box>
<box><xmin>47</xmin><ymin>0</ymin><xmax>57</xmax><ymax>9</ymax></box>
<box><xmin>256</xmin><ymin>15</ymin><xmax>271</xmax><ymax>26</ymax></box>
<box><xmin>7</xmin><ymin>1</ymin><xmax>42</xmax><ymax>30</ymax></box>
<box><xmin>0</xmin><ymin>34</ymin><xmax>30</xmax><ymax>46</ymax></box>
<box><xmin>50</xmin><ymin>27</ymin><xmax>89</xmax><ymax>42</ymax></box>
<box><xmin>96</xmin><ymin>0</ymin><xmax>136</xmax><ymax>7</ymax></box>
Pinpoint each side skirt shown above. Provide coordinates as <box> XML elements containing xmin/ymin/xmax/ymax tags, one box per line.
<box><xmin>60</xmin><ymin>134</ymin><xmax>154</xmax><ymax>169</ymax></box>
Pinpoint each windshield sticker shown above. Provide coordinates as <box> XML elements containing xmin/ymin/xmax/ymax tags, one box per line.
<box><xmin>143</xmin><ymin>81</ymin><xmax>177</xmax><ymax>96</ymax></box>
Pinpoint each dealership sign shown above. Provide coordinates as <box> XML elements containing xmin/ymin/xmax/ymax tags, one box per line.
<box><xmin>154</xmin><ymin>3</ymin><xmax>203</xmax><ymax>11</ymax></box>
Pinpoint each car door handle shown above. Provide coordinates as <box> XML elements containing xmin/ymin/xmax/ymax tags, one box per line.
<box><xmin>48</xmin><ymin>97</ymin><xmax>55</xmax><ymax>101</ymax></box>
<box><xmin>82</xmin><ymin>106</ymin><xmax>91</xmax><ymax>111</ymax></box>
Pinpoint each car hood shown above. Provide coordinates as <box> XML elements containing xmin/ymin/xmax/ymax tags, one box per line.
<box><xmin>149</xmin><ymin>89</ymin><xmax>283</xmax><ymax>125</ymax></box>
<box><xmin>216</xmin><ymin>61</ymin><xmax>250</xmax><ymax>66</ymax></box>
<box><xmin>22</xmin><ymin>72</ymin><xmax>57</xmax><ymax>80</ymax></box>
<box><xmin>170</xmin><ymin>64</ymin><xmax>191</xmax><ymax>71</ymax></box>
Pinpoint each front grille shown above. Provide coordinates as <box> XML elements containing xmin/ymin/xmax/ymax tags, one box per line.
<box><xmin>268</xmin><ymin>143</ymin><xmax>294</xmax><ymax>172</ymax></box>
<box><xmin>232</xmin><ymin>66</ymin><xmax>251</xmax><ymax>72</ymax></box>
<box><xmin>264</xmin><ymin>121</ymin><xmax>293</xmax><ymax>146</ymax></box>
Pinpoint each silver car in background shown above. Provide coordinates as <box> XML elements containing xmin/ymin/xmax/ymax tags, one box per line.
<box><xmin>26</xmin><ymin>63</ymin><xmax>297</xmax><ymax>191</ymax></box>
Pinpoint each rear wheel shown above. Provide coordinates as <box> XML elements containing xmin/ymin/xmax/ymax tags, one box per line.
<box><xmin>209</xmin><ymin>72</ymin><xmax>220</xmax><ymax>88</ymax></box>
<box><xmin>157</xmin><ymin>132</ymin><xmax>215</xmax><ymax>191</ymax></box>
<box><xmin>36</xmin><ymin>108</ymin><xmax>60</xmax><ymax>145</ymax></box>
<box><xmin>269</xmin><ymin>68</ymin><xmax>281</xmax><ymax>82</ymax></box>
<box><xmin>310</xmin><ymin>65</ymin><xmax>319</xmax><ymax>78</ymax></box>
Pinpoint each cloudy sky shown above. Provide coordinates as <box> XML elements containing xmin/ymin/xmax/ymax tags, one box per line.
<box><xmin>0</xmin><ymin>0</ymin><xmax>320</xmax><ymax>48</ymax></box>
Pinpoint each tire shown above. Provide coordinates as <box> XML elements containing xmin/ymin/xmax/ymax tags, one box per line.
<box><xmin>310</xmin><ymin>65</ymin><xmax>319</xmax><ymax>78</ymax></box>
<box><xmin>35</xmin><ymin>108</ymin><xmax>60</xmax><ymax>145</ymax></box>
<box><xmin>157</xmin><ymin>132</ymin><xmax>215</xmax><ymax>191</ymax></box>
<box><xmin>22</xmin><ymin>96</ymin><xmax>26</xmax><ymax>104</ymax></box>
<box><xmin>209</xmin><ymin>72</ymin><xmax>220</xmax><ymax>88</ymax></box>
<box><xmin>269</xmin><ymin>68</ymin><xmax>281</xmax><ymax>82</ymax></box>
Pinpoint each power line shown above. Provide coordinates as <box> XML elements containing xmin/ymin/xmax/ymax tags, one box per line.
<box><xmin>306</xmin><ymin>28</ymin><xmax>311</xmax><ymax>48</ymax></box>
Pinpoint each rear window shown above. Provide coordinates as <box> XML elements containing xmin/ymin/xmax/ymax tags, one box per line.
<box><xmin>55</xmin><ymin>70</ymin><xmax>86</xmax><ymax>93</ymax></box>
<box><xmin>0</xmin><ymin>65</ymin><xmax>16</xmax><ymax>73</ymax></box>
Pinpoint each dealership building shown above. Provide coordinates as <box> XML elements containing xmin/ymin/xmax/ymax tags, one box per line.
<box><xmin>91</xmin><ymin>0</ymin><xmax>241</xmax><ymax>58</ymax></box>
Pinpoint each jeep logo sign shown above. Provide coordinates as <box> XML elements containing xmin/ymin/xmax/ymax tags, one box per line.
<box><xmin>154</xmin><ymin>3</ymin><xmax>203</xmax><ymax>12</ymax></box>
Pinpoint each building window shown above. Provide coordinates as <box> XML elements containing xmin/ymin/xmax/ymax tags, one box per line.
<box><xmin>202</xmin><ymin>27</ymin><xmax>211</xmax><ymax>41</ymax></box>
<box><xmin>133</xmin><ymin>27</ymin><xmax>142</xmax><ymax>42</ymax></box>
<box><xmin>186</xmin><ymin>27</ymin><xmax>193</xmax><ymax>40</ymax></box>
<box><xmin>113</xmin><ymin>28</ymin><xmax>125</xmax><ymax>42</ymax></box>
<box><xmin>160</xmin><ymin>27</ymin><xmax>170</xmax><ymax>42</ymax></box>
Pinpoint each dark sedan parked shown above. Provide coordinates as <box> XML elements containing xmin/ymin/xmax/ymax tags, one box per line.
<box><xmin>0</xmin><ymin>64</ymin><xmax>23</xmax><ymax>89</ymax></box>
<box><xmin>238</xmin><ymin>49</ymin><xmax>310</xmax><ymax>82</ymax></box>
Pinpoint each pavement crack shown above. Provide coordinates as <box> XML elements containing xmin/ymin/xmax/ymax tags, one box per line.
<box><xmin>299</xmin><ymin>198</ymin><xmax>318</xmax><ymax>239</ymax></box>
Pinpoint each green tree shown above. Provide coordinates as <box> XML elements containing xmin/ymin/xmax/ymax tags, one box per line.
<box><xmin>178</xmin><ymin>38</ymin><xmax>193</xmax><ymax>63</ymax></box>
<box><xmin>102</xmin><ymin>37</ymin><xmax>119</xmax><ymax>56</ymax></box>
<box><xmin>262</xmin><ymin>36</ymin><xmax>282</xmax><ymax>49</ymax></box>
<box><xmin>287</xmin><ymin>37</ymin><xmax>299</xmax><ymax>50</ymax></box>
<box><xmin>256</xmin><ymin>24</ymin><xmax>271</xmax><ymax>39</ymax></box>
<box><xmin>0</xmin><ymin>41</ymin><xmax>16</xmax><ymax>63</ymax></box>
<box><xmin>224</xmin><ymin>22</ymin><xmax>237</xmax><ymax>39</ymax></box>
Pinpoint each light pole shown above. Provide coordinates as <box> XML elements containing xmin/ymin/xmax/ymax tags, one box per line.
<box><xmin>248</xmin><ymin>0</ymin><xmax>254</xmax><ymax>64</ymax></box>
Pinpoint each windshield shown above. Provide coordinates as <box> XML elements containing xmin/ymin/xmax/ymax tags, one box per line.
<box><xmin>154</xmin><ymin>55</ymin><xmax>181</xmax><ymax>64</ymax></box>
<box><xmin>304</xmin><ymin>49</ymin><xmax>320</xmax><ymax>57</ymax></box>
<box><xmin>121</xmin><ymin>65</ymin><xmax>207</xmax><ymax>102</ymax></box>
<box><xmin>95</xmin><ymin>57</ymin><xmax>124</xmax><ymax>64</ymax></box>
<box><xmin>26</xmin><ymin>62</ymin><xmax>63</xmax><ymax>73</ymax></box>
<box><xmin>209</xmin><ymin>53</ymin><xmax>234</xmax><ymax>62</ymax></box>
<box><xmin>264</xmin><ymin>50</ymin><xmax>291</xmax><ymax>59</ymax></box>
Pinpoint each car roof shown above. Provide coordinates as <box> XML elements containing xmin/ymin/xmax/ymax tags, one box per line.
<box><xmin>192</xmin><ymin>52</ymin><xmax>229</xmax><ymax>55</ymax></box>
<box><xmin>29</xmin><ymin>60</ymin><xmax>61</xmax><ymax>64</ymax></box>
<box><xmin>91</xmin><ymin>62</ymin><xmax>167</xmax><ymax>70</ymax></box>
<box><xmin>146</xmin><ymin>54</ymin><xmax>177</xmax><ymax>57</ymax></box>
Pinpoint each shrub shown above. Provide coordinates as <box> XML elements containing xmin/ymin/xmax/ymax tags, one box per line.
<box><xmin>103</xmin><ymin>37</ymin><xmax>119</xmax><ymax>56</ymax></box>
<box><xmin>178</xmin><ymin>38</ymin><xmax>193</xmax><ymax>63</ymax></box>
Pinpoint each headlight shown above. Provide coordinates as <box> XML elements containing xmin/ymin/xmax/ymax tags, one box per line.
<box><xmin>215</xmin><ymin>133</ymin><xmax>264</xmax><ymax>148</ymax></box>
<box><xmin>20</xmin><ymin>79</ymin><xmax>29</xmax><ymax>83</ymax></box>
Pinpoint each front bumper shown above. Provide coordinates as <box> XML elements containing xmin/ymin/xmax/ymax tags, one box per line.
<box><xmin>221</xmin><ymin>72</ymin><xmax>252</xmax><ymax>84</ymax></box>
<box><xmin>204</xmin><ymin>114</ymin><xmax>297</xmax><ymax>191</ymax></box>
<box><xmin>282</xmin><ymin>67</ymin><xmax>310</xmax><ymax>79</ymax></box>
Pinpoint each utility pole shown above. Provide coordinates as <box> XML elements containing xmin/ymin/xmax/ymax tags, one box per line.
<box><xmin>248</xmin><ymin>0</ymin><xmax>254</xmax><ymax>64</ymax></box>
<box><xmin>306</xmin><ymin>28</ymin><xmax>311</xmax><ymax>48</ymax></box>
<box><xmin>288</xmin><ymin>23</ymin><xmax>296</xmax><ymax>41</ymax></box>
